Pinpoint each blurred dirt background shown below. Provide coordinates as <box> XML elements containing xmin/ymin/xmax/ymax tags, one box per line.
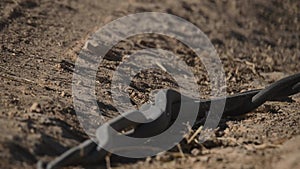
<box><xmin>0</xmin><ymin>0</ymin><xmax>299</xmax><ymax>169</ymax></box>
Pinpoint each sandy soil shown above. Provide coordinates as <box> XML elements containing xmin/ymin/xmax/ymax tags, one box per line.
<box><xmin>0</xmin><ymin>0</ymin><xmax>299</xmax><ymax>169</ymax></box>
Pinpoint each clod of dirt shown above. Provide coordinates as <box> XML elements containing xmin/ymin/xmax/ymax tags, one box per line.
<box><xmin>29</xmin><ymin>102</ymin><xmax>42</xmax><ymax>113</ymax></box>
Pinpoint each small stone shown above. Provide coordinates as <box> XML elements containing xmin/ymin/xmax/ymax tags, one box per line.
<box><xmin>30</xmin><ymin>128</ymin><xmax>35</xmax><ymax>133</ymax></box>
<box><xmin>191</xmin><ymin>148</ymin><xmax>200</xmax><ymax>156</ymax></box>
<box><xmin>30</xmin><ymin>102</ymin><xmax>42</xmax><ymax>113</ymax></box>
<box><xmin>155</xmin><ymin>152</ymin><xmax>172</xmax><ymax>162</ymax></box>
<box><xmin>145</xmin><ymin>157</ymin><xmax>152</xmax><ymax>163</ymax></box>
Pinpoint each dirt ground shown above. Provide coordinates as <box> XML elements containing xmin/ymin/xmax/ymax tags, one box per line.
<box><xmin>0</xmin><ymin>0</ymin><xmax>299</xmax><ymax>169</ymax></box>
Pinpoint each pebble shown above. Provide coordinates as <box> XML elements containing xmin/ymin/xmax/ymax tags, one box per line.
<box><xmin>30</xmin><ymin>102</ymin><xmax>42</xmax><ymax>113</ymax></box>
<box><xmin>191</xmin><ymin>148</ymin><xmax>201</xmax><ymax>156</ymax></box>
